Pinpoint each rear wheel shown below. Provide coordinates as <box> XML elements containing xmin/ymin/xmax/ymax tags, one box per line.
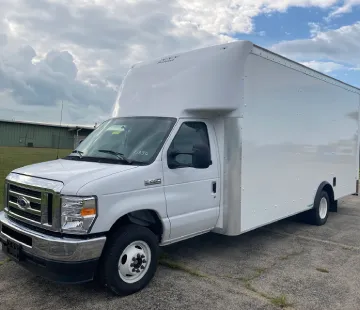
<box><xmin>308</xmin><ymin>190</ymin><xmax>330</xmax><ymax>226</ymax></box>
<box><xmin>98</xmin><ymin>224</ymin><xmax>159</xmax><ymax>296</ymax></box>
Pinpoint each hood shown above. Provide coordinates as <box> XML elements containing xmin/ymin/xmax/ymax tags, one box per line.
<box><xmin>12</xmin><ymin>158</ymin><xmax>138</xmax><ymax>185</ymax></box>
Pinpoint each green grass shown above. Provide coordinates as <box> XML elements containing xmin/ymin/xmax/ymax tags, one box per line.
<box><xmin>159</xmin><ymin>253</ymin><xmax>206</xmax><ymax>277</ymax></box>
<box><xmin>159</xmin><ymin>257</ymin><xmax>206</xmax><ymax>278</ymax></box>
<box><xmin>0</xmin><ymin>258</ymin><xmax>10</xmax><ymax>266</ymax></box>
<box><xmin>270</xmin><ymin>295</ymin><xmax>293</xmax><ymax>308</ymax></box>
<box><xmin>0</xmin><ymin>147</ymin><xmax>72</xmax><ymax>210</ymax></box>
<box><xmin>316</xmin><ymin>267</ymin><xmax>329</xmax><ymax>273</ymax></box>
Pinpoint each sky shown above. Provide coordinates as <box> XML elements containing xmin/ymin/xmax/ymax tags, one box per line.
<box><xmin>0</xmin><ymin>0</ymin><xmax>359</xmax><ymax>126</ymax></box>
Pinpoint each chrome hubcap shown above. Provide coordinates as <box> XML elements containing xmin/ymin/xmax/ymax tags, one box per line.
<box><xmin>118</xmin><ymin>241</ymin><xmax>151</xmax><ymax>284</ymax></box>
<box><xmin>319</xmin><ymin>197</ymin><xmax>328</xmax><ymax>219</ymax></box>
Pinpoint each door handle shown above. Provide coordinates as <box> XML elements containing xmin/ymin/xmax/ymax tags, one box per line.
<box><xmin>212</xmin><ymin>181</ymin><xmax>217</xmax><ymax>194</ymax></box>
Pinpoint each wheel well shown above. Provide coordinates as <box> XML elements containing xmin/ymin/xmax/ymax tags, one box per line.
<box><xmin>108</xmin><ymin>210</ymin><xmax>164</xmax><ymax>242</ymax></box>
<box><xmin>315</xmin><ymin>182</ymin><xmax>335</xmax><ymax>211</ymax></box>
<box><xmin>322</xmin><ymin>183</ymin><xmax>335</xmax><ymax>204</ymax></box>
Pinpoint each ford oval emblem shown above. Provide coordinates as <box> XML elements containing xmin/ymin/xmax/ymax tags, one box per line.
<box><xmin>17</xmin><ymin>196</ymin><xmax>30</xmax><ymax>210</ymax></box>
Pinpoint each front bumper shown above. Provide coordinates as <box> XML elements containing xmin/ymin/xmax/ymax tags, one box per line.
<box><xmin>0</xmin><ymin>212</ymin><xmax>106</xmax><ymax>283</ymax></box>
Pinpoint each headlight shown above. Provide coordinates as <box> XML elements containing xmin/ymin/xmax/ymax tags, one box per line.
<box><xmin>61</xmin><ymin>196</ymin><xmax>97</xmax><ymax>234</ymax></box>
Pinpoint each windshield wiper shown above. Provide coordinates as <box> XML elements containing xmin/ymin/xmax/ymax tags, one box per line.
<box><xmin>97</xmin><ymin>149</ymin><xmax>133</xmax><ymax>164</ymax></box>
<box><xmin>70</xmin><ymin>150</ymin><xmax>84</xmax><ymax>158</ymax></box>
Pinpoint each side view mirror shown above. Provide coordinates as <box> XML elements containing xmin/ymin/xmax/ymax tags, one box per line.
<box><xmin>168</xmin><ymin>144</ymin><xmax>211</xmax><ymax>169</ymax></box>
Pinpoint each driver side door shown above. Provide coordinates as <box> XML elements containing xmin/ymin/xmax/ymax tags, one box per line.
<box><xmin>162</xmin><ymin>119</ymin><xmax>220</xmax><ymax>242</ymax></box>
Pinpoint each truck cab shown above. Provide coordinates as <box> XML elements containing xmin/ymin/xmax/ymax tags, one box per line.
<box><xmin>0</xmin><ymin>114</ymin><xmax>222</xmax><ymax>296</ymax></box>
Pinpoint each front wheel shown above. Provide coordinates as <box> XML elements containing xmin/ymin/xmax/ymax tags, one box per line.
<box><xmin>99</xmin><ymin>224</ymin><xmax>159</xmax><ymax>296</ymax></box>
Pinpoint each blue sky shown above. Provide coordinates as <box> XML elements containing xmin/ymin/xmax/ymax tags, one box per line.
<box><xmin>0</xmin><ymin>0</ymin><xmax>359</xmax><ymax>125</ymax></box>
<box><xmin>254</xmin><ymin>6</ymin><xmax>360</xmax><ymax>41</ymax></box>
<box><xmin>235</xmin><ymin>5</ymin><xmax>360</xmax><ymax>87</ymax></box>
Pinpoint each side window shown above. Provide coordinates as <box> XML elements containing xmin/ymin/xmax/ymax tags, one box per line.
<box><xmin>168</xmin><ymin>122</ymin><xmax>210</xmax><ymax>168</ymax></box>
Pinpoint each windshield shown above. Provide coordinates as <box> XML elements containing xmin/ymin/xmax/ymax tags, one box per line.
<box><xmin>65</xmin><ymin>117</ymin><xmax>176</xmax><ymax>165</ymax></box>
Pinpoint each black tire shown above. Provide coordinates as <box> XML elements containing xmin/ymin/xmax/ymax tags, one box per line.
<box><xmin>98</xmin><ymin>224</ymin><xmax>159</xmax><ymax>296</ymax></box>
<box><xmin>308</xmin><ymin>190</ymin><xmax>330</xmax><ymax>226</ymax></box>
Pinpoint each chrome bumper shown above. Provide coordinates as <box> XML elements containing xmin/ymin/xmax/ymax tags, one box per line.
<box><xmin>0</xmin><ymin>212</ymin><xmax>106</xmax><ymax>262</ymax></box>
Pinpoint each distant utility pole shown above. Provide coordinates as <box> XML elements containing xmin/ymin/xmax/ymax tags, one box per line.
<box><xmin>56</xmin><ymin>101</ymin><xmax>64</xmax><ymax>159</ymax></box>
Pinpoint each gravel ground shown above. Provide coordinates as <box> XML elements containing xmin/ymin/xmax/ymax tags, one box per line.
<box><xmin>1</xmin><ymin>193</ymin><xmax>360</xmax><ymax>310</ymax></box>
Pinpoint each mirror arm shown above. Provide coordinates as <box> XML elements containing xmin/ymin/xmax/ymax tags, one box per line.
<box><xmin>168</xmin><ymin>162</ymin><xmax>192</xmax><ymax>169</ymax></box>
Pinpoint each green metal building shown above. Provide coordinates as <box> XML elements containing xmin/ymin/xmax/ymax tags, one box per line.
<box><xmin>0</xmin><ymin>119</ymin><xmax>94</xmax><ymax>149</ymax></box>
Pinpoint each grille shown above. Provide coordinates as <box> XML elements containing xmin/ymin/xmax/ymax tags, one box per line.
<box><xmin>5</xmin><ymin>182</ymin><xmax>59</xmax><ymax>231</ymax></box>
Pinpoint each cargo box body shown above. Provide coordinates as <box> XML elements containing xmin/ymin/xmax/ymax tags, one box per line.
<box><xmin>218</xmin><ymin>45</ymin><xmax>360</xmax><ymax>235</ymax></box>
<box><xmin>113</xmin><ymin>40</ymin><xmax>360</xmax><ymax>236</ymax></box>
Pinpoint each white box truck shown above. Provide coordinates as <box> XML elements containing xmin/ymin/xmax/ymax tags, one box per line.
<box><xmin>1</xmin><ymin>40</ymin><xmax>359</xmax><ymax>296</ymax></box>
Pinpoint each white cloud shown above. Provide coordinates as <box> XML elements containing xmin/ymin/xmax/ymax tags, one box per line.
<box><xmin>0</xmin><ymin>0</ymin><xmax>230</xmax><ymax>126</ymax></box>
<box><xmin>0</xmin><ymin>43</ymin><xmax>116</xmax><ymax>124</ymax></box>
<box><xmin>308</xmin><ymin>22</ymin><xmax>321</xmax><ymax>37</ymax></box>
<box><xmin>300</xmin><ymin>60</ymin><xmax>346</xmax><ymax>73</ymax></box>
<box><xmin>271</xmin><ymin>22</ymin><xmax>360</xmax><ymax>66</ymax></box>
<box><xmin>0</xmin><ymin>90</ymin><xmax>108</xmax><ymax>126</ymax></box>
<box><xmin>327</xmin><ymin>0</ymin><xmax>360</xmax><ymax>19</ymax></box>
<box><xmin>0</xmin><ymin>0</ymin><xmax>359</xmax><ymax>124</ymax></box>
<box><xmin>173</xmin><ymin>0</ymin><xmax>339</xmax><ymax>36</ymax></box>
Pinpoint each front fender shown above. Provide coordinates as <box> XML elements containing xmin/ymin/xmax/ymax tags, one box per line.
<box><xmin>74</xmin><ymin>161</ymin><xmax>171</xmax><ymax>242</ymax></box>
<box><xmin>89</xmin><ymin>187</ymin><xmax>170</xmax><ymax>242</ymax></box>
